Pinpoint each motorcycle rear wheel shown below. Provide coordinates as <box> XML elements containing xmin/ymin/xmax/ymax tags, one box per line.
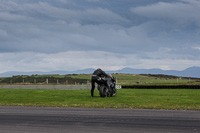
<box><xmin>99</xmin><ymin>85</ymin><xmax>108</xmax><ymax>97</ymax></box>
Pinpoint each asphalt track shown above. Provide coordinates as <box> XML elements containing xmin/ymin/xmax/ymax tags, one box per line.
<box><xmin>0</xmin><ymin>106</ymin><xmax>200</xmax><ymax>133</ymax></box>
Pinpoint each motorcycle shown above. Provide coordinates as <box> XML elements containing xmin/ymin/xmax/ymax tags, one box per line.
<box><xmin>97</xmin><ymin>76</ymin><xmax>117</xmax><ymax>97</ymax></box>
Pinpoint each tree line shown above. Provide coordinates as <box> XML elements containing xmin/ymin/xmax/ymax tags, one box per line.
<box><xmin>0</xmin><ymin>75</ymin><xmax>89</xmax><ymax>84</ymax></box>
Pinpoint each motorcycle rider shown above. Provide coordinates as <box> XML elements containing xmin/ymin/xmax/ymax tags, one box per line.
<box><xmin>91</xmin><ymin>68</ymin><xmax>110</xmax><ymax>97</ymax></box>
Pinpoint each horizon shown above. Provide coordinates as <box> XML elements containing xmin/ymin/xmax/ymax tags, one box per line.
<box><xmin>1</xmin><ymin>66</ymin><xmax>200</xmax><ymax>78</ymax></box>
<box><xmin>1</xmin><ymin>66</ymin><xmax>199</xmax><ymax>73</ymax></box>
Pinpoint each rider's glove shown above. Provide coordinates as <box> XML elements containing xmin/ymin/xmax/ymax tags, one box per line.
<box><xmin>97</xmin><ymin>77</ymin><xmax>101</xmax><ymax>81</ymax></box>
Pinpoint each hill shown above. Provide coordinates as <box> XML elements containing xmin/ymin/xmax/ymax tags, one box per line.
<box><xmin>0</xmin><ymin>67</ymin><xmax>200</xmax><ymax>78</ymax></box>
<box><xmin>109</xmin><ymin>66</ymin><xmax>200</xmax><ymax>78</ymax></box>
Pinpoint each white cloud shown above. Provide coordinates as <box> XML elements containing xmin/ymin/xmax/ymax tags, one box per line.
<box><xmin>19</xmin><ymin>2</ymin><xmax>129</xmax><ymax>25</ymax></box>
<box><xmin>1</xmin><ymin>51</ymin><xmax>200</xmax><ymax>73</ymax></box>
<box><xmin>58</xmin><ymin>0</ymin><xmax>70</xmax><ymax>4</ymax></box>
<box><xmin>0</xmin><ymin>51</ymin><xmax>126</xmax><ymax>73</ymax></box>
<box><xmin>87</xmin><ymin>0</ymin><xmax>100</xmax><ymax>2</ymax></box>
<box><xmin>131</xmin><ymin>0</ymin><xmax>200</xmax><ymax>26</ymax></box>
<box><xmin>192</xmin><ymin>46</ymin><xmax>200</xmax><ymax>50</ymax></box>
<box><xmin>0</xmin><ymin>1</ymin><xmax>131</xmax><ymax>53</ymax></box>
<box><xmin>137</xmin><ymin>58</ymin><xmax>200</xmax><ymax>71</ymax></box>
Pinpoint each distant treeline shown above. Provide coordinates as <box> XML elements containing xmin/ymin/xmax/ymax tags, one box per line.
<box><xmin>0</xmin><ymin>75</ymin><xmax>88</xmax><ymax>84</ymax></box>
<box><xmin>140</xmin><ymin>74</ymin><xmax>179</xmax><ymax>79</ymax></box>
<box><xmin>140</xmin><ymin>74</ymin><xmax>200</xmax><ymax>80</ymax></box>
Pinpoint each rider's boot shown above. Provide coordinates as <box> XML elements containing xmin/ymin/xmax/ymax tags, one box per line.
<box><xmin>91</xmin><ymin>90</ymin><xmax>94</xmax><ymax>97</ymax></box>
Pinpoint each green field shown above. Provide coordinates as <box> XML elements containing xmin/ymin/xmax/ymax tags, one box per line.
<box><xmin>67</xmin><ymin>74</ymin><xmax>199</xmax><ymax>85</ymax></box>
<box><xmin>0</xmin><ymin>74</ymin><xmax>199</xmax><ymax>110</ymax></box>
<box><xmin>1</xmin><ymin>74</ymin><xmax>199</xmax><ymax>85</ymax></box>
<box><xmin>0</xmin><ymin>89</ymin><xmax>199</xmax><ymax>110</ymax></box>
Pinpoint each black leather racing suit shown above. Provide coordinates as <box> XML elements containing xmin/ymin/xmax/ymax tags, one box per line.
<box><xmin>91</xmin><ymin>68</ymin><xmax>109</xmax><ymax>97</ymax></box>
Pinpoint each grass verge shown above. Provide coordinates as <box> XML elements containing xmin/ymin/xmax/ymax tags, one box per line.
<box><xmin>0</xmin><ymin>89</ymin><xmax>199</xmax><ymax>110</ymax></box>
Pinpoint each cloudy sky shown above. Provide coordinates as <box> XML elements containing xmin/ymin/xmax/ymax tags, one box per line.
<box><xmin>0</xmin><ymin>0</ymin><xmax>200</xmax><ymax>73</ymax></box>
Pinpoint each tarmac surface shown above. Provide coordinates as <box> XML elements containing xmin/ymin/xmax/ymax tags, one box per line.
<box><xmin>0</xmin><ymin>106</ymin><xmax>200</xmax><ymax>133</ymax></box>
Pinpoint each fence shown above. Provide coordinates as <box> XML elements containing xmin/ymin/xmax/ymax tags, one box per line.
<box><xmin>0</xmin><ymin>84</ymin><xmax>122</xmax><ymax>90</ymax></box>
<box><xmin>122</xmin><ymin>85</ymin><xmax>200</xmax><ymax>89</ymax></box>
<box><xmin>0</xmin><ymin>85</ymin><xmax>91</xmax><ymax>90</ymax></box>
<box><xmin>0</xmin><ymin>76</ymin><xmax>90</xmax><ymax>85</ymax></box>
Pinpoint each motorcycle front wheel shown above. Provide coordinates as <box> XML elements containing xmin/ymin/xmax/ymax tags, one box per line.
<box><xmin>110</xmin><ymin>88</ymin><xmax>117</xmax><ymax>97</ymax></box>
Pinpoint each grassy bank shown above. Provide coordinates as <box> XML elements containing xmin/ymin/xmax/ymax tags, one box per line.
<box><xmin>0</xmin><ymin>89</ymin><xmax>199</xmax><ymax>110</ymax></box>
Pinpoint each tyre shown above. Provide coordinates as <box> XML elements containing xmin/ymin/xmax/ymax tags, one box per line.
<box><xmin>99</xmin><ymin>85</ymin><xmax>108</xmax><ymax>97</ymax></box>
<box><xmin>112</xmin><ymin>88</ymin><xmax>117</xmax><ymax>97</ymax></box>
<box><xmin>110</xmin><ymin>88</ymin><xmax>117</xmax><ymax>97</ymax></box>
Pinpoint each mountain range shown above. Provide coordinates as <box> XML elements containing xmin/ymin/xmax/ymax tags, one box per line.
<box><xmin>0</xmin><ymin>66</ymin><xmax>200</xmax><ymax>78</ymax></box>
